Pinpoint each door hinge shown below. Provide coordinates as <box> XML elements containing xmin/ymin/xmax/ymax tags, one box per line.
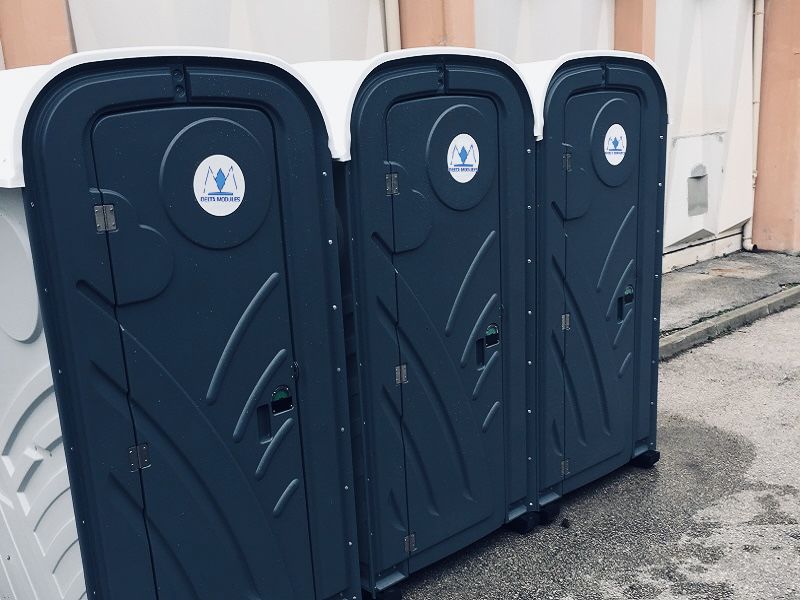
<box><xmin>395</xmin><ymin>364</ymin><xmax>408</xmax><ymax>385</ymax></box>
<box><xmin>562</xmin><ymin>151</ymin><xmax>573</xmax><ymax>172</ymax></box>
<box><xmin>561</xmin><ymin>458</ymin><xmax>570</xmax><ymax>476</ymax></box>
<box><xmin>128</xmin><ymin>443</ymin><xmax>152</xmax><ymax>472</ymax></box>
<box><xmin>94</xmin><ymin>204</ymin><xmax>118</xmax><ymax>232</ymax></box>
<box><xmin>561</xmin><ymin>313</ymin><xmax>571</xmax><ymax>331</ymax></box>
<box><xmin>385</xmin><ymin>172</ymin><xmax>399</xmax><ymax>196</ymax></box>
<box><xmin>404</xmin><ymin>532</ymin><xmax>417</xmax><ymax>554</ymax></box>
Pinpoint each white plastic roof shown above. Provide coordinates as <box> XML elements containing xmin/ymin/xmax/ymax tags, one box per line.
<box><xmin>0</xmin><ymin>47</ymin><xmax>666</xmax><ymax>187</ymax></box>
<box><xmin>294</xmin><ymin>47</ymin><xmax>538</xmax><ymax>161</ymax></box>
<box><xmin>296</xmin><ymin>48</ymin><xmax>665</xmax><ymax>161</ymax></box>
<box><xmin>517</xmin><ymin>50</ymin><xmax>668</xmax><ymax>141</ymax></box>
<box><xmin>0</xmin><ymin>47</ymin><xmax>336</xmax><ymax>189</ymax></box>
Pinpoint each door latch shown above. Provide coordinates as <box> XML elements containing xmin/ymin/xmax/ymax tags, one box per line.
<box><xmin>395</xmin><ymin>364</ymin><xmax>408</xmax><ymax>385</ymax></box>
<box><xmin>385</xmin><ymin>173</ymin><xmax>399</xmax><ymax>196</ymax></box>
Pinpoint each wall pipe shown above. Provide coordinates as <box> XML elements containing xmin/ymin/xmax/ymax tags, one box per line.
<box><xmin>745</xmin><ymin>0</ymin><xmax>765</xmax><ymax>251</ymax></box>
<box><xmin>383</xmin><ymin>0</ymin><xmax>402</xmax><ymax>51</ymax></box>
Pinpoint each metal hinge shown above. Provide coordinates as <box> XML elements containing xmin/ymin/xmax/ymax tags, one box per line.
<box><xmin>385</xmin><ymin>172</ymin><xmax>399</xmax><ymax>196</ymax></box>
<box><xmin>395</xmin><ymin>364</ymin><xmax>408</xmax><ymax>385</ymax></box>
<box><xmin>94</xmin><ymin>204</ymin><xmax>117</xmax><ymax>232</ymax></box>
<box><xmin>128</xmin><ymin>443</ymin><xmax>152</xmax><ymax>472</ymax></box>
<box><xmin>562</xmin><ymin>151</ymin><xmax>573</xmax><ymax>172</ymax></box>
<box><xmin>561</xmin><ymin>458</ymin><xmax>570</xmax><ymax>476</ymax></box>
<box><xmin>561</xmin><ymin>313</ymin><xmax>571</xmax><ymax>331</ymax></box>
<box><xmin>404</xmin><ymin>533</ymin><xmax>417</xmax><ymax>554</ymax></box>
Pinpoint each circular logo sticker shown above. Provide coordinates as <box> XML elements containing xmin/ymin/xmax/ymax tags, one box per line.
<box><xmin>604</xmin><ymin>123</ymin><xmax>627</xmax><ymax>166</ymax></box>
<box><xmin>447</xmin><ymin>133</ymin><xmax>480</xmax><ymax>183</ymax></box>
<box><xmin>193</xmin><ymin>154</ymin><xmax>246</xmax><ymax>217</ymax></box>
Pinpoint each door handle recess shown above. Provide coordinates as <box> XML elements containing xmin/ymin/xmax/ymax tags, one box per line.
<box><xmin>617</xmin><ymin>285</ymin><xmax>635</xmax><ymax>321</ymax></box>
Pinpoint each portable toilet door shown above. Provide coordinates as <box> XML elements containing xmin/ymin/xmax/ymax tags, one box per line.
<box><xmin>5</xmin><ymin>49</ymin><xmax>360</xmax><ymax>600</ymax></box>
<box><xmin>521</xmin><ymin>53</ymin><xmax>668</xmax><ymax>510</ymax></box>
<box><xmin>298</xmin><ymin>49</ymin><xmax>536</xmax><ymax>597</ymax></box>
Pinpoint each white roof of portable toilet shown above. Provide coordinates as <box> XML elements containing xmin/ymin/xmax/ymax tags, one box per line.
<box><xmin>0</xmin><ymin>47</ymin><xmax>336</xmax><ymax>189</ymax></box>
<box><xmin>294</xmin><ymin>47</ymin><xmax>538</xmax><ymax>162</ymax></box>
<box><xmin>516</xmin><ymin>50</ymin><xmax>667</xmax><ymax>140</ymax></box>
<box><xmin>295</xmin><ymin>49</ymin><xmax>665</xmax><ymax>162</ymax></box>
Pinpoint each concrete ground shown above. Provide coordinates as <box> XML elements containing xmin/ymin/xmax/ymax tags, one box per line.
<box><xmin>401</xmin><ymin>304</ymin><xmax>800</xmax><ymax>600</ymax></box>
<box><xmin>660</xmin><ymin>251</ymin><xmax>800</xmax><ymax>335</ymax></box>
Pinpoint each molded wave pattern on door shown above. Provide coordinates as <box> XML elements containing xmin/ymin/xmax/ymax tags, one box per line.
<box><xmin>0</xmin><ymin>197</ymin><xmax>86</xmax><ymax>600</ymax></box>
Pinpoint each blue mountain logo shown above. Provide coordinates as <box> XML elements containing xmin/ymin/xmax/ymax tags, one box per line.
<box><xmin>203</xmin><ymin>165</ymin><xmax>239</xmax><ymax>196</ymax></box>
<box><xmin>607</xmin><ymin>136</ymin><xmax>625</xmax><ymax>153</ymax></box>
<box><xmin>450</xmin><ymin>144</ymin><xmax>477</xmax><ymax>167</ymax></box>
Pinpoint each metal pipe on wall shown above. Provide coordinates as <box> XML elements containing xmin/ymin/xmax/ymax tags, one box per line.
<box><xmin>383</xmin><ymin>0</ymin><xmax>402</xmax><ymax>51</ymax></box>
<box><xmin>744</xmin><ymin>0</ymin><xmax>765</xmax><ymax>251</ymax></box>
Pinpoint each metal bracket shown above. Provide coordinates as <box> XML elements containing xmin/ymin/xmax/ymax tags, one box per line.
<box><xmin>562</xmin><ymin>152</ymin><xmax>573</xmax><ymax>172</ymax></box>
<box><xmin>94</xmin><ymin>204</ymin><xmax>118</xmax><ymax>232</ymax></box>
<box><xmin>404</xmin><ymin>533</ymin><xmax>416</xmax><ymax>554</ymax></box>
<box><xmin>395</xmin><ymin>364</ymin><xmax>408</xmax><ymax>385</ymax></box>
<box><xmin>385</xmin><ymin>173</ymin><xmax>399</xmax><ymax>196</ymax></box>
<box><xmin>561</xmin><ymin>313</ymin><xmax>571</xmax><ymax>331</ymax></box>
<box><xmin>128</xmin><ymin>443</ymin><xmax>152</xmax><ymax>472</ymax></box>
<box><xmin>561</xmin><ymin>458</ymin><xmax>570</xmax><ymax>476</ymax></box>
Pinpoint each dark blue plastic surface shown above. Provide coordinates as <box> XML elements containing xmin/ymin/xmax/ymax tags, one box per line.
<box><xmin>22</xmin><ymin>58</ymin><xmax>360</xmax><ymax>600</ymax></box>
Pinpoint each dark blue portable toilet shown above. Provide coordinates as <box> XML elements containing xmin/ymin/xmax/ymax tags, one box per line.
<box><xmin>14</xmin><ymin>48</ymin><xmax>360</xmax><ymax>600</ymax></box>
<box><xmin>519</xmin><ymin>52</ymin><xmax>668</xmax><ymax>515</ymax></box>
<box><xmin>298</xmin><ymin>48</ymin><xmax>537</xmax><ymax>598</ymax></box>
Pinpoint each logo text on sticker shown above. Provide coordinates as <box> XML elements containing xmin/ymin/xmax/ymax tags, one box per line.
<box><xmin>447</xmin><ymin>133</ymin><xmax>480</xmax><ymax>183</ymax></box>
<box><xmin>193</xmin><ymin>154</ymin><xmax>246</xmax><ymax>217</ymax></box>
<box><xmin>604</xmin><ymin>123</ymin><xmax>627</xmax><ymax>166</ymax></box>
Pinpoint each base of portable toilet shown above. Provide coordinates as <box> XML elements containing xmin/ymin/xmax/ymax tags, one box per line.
<box><xmin>1</xmin><ymin>48</ymin><xmax>360</xmax><ymax>600</ymax></box>
<box><xmin>298</xmin><ymin>49</ymin><xmax>537</xmax><ymax>597</ymax></box>
<box><xmin>520</xmin><ymin>52</ymin><xmax>667</xmax><ymax>513</ymax></box>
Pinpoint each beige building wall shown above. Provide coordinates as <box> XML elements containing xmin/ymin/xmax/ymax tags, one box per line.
<box><xmin>614</xmin><ymin>0</ymin><xmax>656</xmax><ymax>58</ymax></box>
<box><xmin>753</xmin><ymin>0</ymin><xmax>800</xmax><ymax>252</ymax></box>
<box><xmin>0</xmin><ymin>0</ymin><xmax>74</xmax><ymax>68</ymax></box>
<box><xmin>399</xmin><ymin>0</ymin><xmax>475</xmax><ymax>48</ymax></box>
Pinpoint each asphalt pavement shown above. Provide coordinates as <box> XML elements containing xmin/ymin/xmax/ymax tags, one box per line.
<box><xmin>400</xmin><ymin>304</ymin><xmax>800</xmax><ymax>600</ymax></box>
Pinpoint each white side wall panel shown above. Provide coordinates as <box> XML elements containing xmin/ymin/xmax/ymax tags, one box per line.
<box><xmin>656</xmin><ymin>0</ymin><xmax>754</xmax><ymax>253</ymax></box>
<box><xmin>475</xmin><ymin>0</ymin><xmax>614</xmax><ymax>62</ymax></box>
<box><xmin>67</xmin><ymin>0</ymin><xmax>386</xmax><ymax>62</ymax></box>
<box><xmin>0</xmin><ymin>188</ymin><xmax>85</xmax><ymax>600</ymax></box>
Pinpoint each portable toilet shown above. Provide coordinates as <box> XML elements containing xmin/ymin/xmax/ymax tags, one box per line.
<box><xmin>0</xmin><ymin>48</ymin><xmax>360</xmax><ymax>600</ymax></box>
<box><xmin>297</xmin><ymin>49</ymin><xmax>537</xmax><ymax>598</ymax></box>
<box><xmin>519</xmin><ymin>52</ymin><xmax>668</xmax><ymax>514</ymax></box>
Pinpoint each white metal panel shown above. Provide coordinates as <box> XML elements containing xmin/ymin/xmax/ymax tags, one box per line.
<box><xmin>656</xmin><ymin>0</ymin><xmax>754</xmax><ymax>254</ymax></box>
<box><xmin>67</xmin><ymin>0</ymin><xmax>386</xmax><ymax>63</ymax></box>
<box><xmin>474</xmin><ymin>0</ymin><xmax>614</xmax><ymax>62</ymax></box>
<box><xmin>0</xmin><ymin>188</ymin><xmax>86</xmax><ymax>600</ymax></box>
